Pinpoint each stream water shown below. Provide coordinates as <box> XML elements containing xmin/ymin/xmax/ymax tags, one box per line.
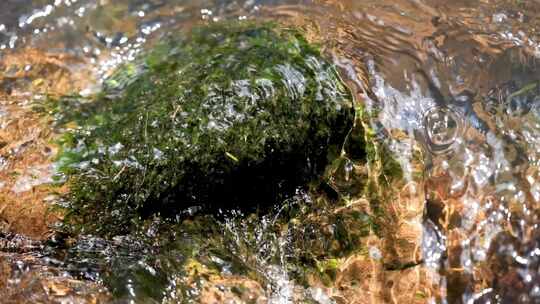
<box><xmin>0</xmin><ymin>0</ymin><xmax>540</xmax><ymax>303</ymax></box>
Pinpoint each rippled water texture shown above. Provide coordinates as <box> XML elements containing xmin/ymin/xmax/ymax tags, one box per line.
<box><xmin>1</xmin><ymin>0</ymin><xmax>540</xmax><ymax>303</ymax></box>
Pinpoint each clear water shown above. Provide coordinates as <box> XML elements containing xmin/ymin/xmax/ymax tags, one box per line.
<box><xmin>0</xmin><ymin>0</ymin><xmax>539</xmax><ymax>303</ymax></box>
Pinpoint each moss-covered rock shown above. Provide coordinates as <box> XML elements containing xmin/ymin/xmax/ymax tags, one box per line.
<box><xmin>52</xmin><ymin>21</ymin><xmax>354</xmax><ymax>235</ymax></box>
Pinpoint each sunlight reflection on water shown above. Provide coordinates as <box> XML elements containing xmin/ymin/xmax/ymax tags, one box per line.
<box><xmin>0</xmin><ymin>0</ymin><xmax>540</xmax><ymax>303</ymax></box>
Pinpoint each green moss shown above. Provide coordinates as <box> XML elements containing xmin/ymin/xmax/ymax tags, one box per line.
<box><xmin>50</xmin><ymin>20</ymin><xmax>354</xmax><ymax>236</ymax></box>
<box><xmin>315</xmin><ymin>258</ymin><xmax>340</xmax><ymax>284</ymax></box>
<box><xmin>40</xmin><ymin>20</ymin><xmax>409</xmax><ymax>301</ymax></box>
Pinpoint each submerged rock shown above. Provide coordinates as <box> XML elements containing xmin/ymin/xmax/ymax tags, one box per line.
<box><xmin>52</xmin><ymin>21</ymin><xmax>354</xmax><ymax>234</ymax></box>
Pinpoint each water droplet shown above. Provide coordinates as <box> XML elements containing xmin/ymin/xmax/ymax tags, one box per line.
<box><xmin>423</xmin><ymin>107</ymin><xmax>462</xmax><ymax>154</ymax></box>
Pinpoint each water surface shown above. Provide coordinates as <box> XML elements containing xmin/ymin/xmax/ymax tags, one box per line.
<box><xmin>1</xmin><ymin>0</ymin><xmax>540</xmax><ymax>303</ymax></box>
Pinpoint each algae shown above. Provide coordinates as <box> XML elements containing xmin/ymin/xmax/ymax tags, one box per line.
<box><xmin>49</xmin><ymin>21</ymin><xmax>355</xmax><ymax>235</ymax></box>
<box><xmin>38</xmin><ymin>20</ymin><xmax>409</xmax><ymax>302</ymax></box>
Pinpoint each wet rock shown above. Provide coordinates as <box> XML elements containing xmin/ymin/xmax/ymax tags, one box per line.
<box><xmin>0</xmin><ymin>48</ymin><xmax>93</xmax><ymax>96</ymax></box>
<box><xmin>0</xmin><ymin>252</ymin><xmax>110</xmax><ymax>304</ymax></box>
<box><xmin>53</xmin><ymin>21</ymin><xmax>354</xmax><ymax>235</ymax></box>
<box><xmin>331</xmin><ymin>254</ymin><xmax>440</xmax><ymax>304</ymax></box>
<box><xmin>11</xmin><ymin>163</ymin><xmax>55</xmax><ymax>194</ymax></box>
<box><xmin>194</xmin><ymin>277</ymin><xmax>267</xmax><ymax>304</ymax></box>
<box><xmin>0</xmin><ymin>97</ymin><xmax>61</xmax><ymax>239</ymax></box>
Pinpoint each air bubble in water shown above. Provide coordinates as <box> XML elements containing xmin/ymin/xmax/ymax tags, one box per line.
<box><xmin>423</xmin><ymin>107</ymin><xmax>462</xmax><ymax>154</ymax></box>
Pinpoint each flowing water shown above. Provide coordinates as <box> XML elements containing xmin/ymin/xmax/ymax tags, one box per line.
<box><xmin>0</xmin><ymin>0</ymin><xmax>540</xmax><ymax>303</ymax></box>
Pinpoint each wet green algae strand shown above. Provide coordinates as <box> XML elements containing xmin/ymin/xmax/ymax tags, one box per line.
<box><xmin>48</xmin><ymin>21</ymin><xmax>355</xmax><ymax>235</ymax></box>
